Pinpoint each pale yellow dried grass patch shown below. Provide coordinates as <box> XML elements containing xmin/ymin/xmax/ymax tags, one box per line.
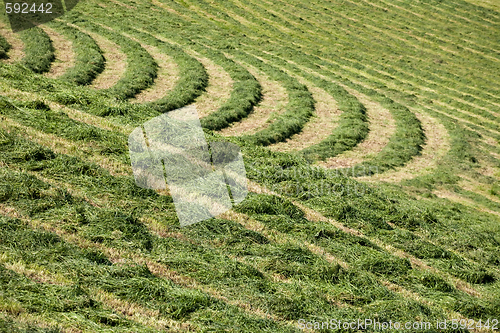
<box><xmin>128</xmin><ymin>41</ymin><xmax>179</xmax><ymax>103</ymax></box>
<box><xmin>463</xmin><ymin>0</ymin><xmax>500</xmax><ymax>12</ymax></box>
<box><xmin>194</xmin><ymin>54</ymin><xmax>233</xmax><ymax>117</ymax></box>
<box><xmin>88</xmin><ymin>32</ymin><xmax>127</xmax><ymax>90</ymax></box>
<box><xmin>360</xmin><ymin>110</ymin><xmax>450</xmax><ymax>182</ymax></box>
<box><xmin>40</xmin><ymin>25</ymin><xmax>75</xmax><ymax>78</ymax></box>
<box><xmin>434</xmin><ymin>189</ymin><xmax>500</xmax><ymax>218</ymax></box>
<box><xmin>0</xmin><ymin>83</ymin><xmax>133</xmax><ymax>136</ymax></box>
<box><xmin>269</xmin><ymin>83</ymin><xmax>341</xmax><ymax>152</ymax></box>
<box><xmin>0</xmin><ymin>24</ymin><xmax>24</xmax><ymax>63</ymax></box>
<box><xmin>220</xmin><ymin>63</ymin><xmax>287</xmax><ymax>136</ymax></box>
<box><xmin>317</xmin><ymin>88</ymin><xmax>396</xmax><ymax>169</ymax></box>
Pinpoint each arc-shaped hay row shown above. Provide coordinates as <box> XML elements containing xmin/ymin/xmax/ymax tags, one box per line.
<box><xmin>238</xmin><ymin>47</ymin><xmax>369</xmax><ymax>159</ymax></box>
<box><xmin>66</xmin><ymin>17</ymin><xmax>158</xmax><ymax>100</ymax></box>
<box><xmin>250</xmin><ymin>44</ymin><xmax>425</xmax><ymax>171</ymax></box>
<box><xmin>107</xmin><ymin>27</ymin><xmax>209</xmax><ymax>113</ymax></box>
<box><xmin>109</xmin><ymin>26</ymin><xmax>262</xmax><ymax>126</ymax></box>
<box><xmin>0</xmin><ymin>261</ymin><xmax>163</xmax><ymax>331</ymax></box>
<box><xmin>45</xmin><ymin>21</ymin><xmax>105</xmax><ymax>85</ymax></box>
<box><xmin>18</xmin><ymin>27</ymin><xmax>55</xmax><ymax>74</ymax></box>
<box><xmin>217</xmin><ymin>50</ymin><xmax>314</xmax><ymax>146</ymax></box>
<box><xmin>0</xmin><ymin>34</ymin><xmax>11</xmax><ymax>59</ymax></box>
<box><xmin>38</xmin><ymin>26</ymin><xmax>75</xmax><ymax>80</ymax></box>
<box><xmin>0</xmin><ymin>137</ymin><xmax>354</xmax><ymax>328</ymax></box>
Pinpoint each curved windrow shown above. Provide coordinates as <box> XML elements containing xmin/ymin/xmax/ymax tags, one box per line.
<box><xmin>239</xmin><ymin>46</ymin><xmax>370</xmax><ymax>160</ymax></box>
<box><xmin>18</xmin><ymin>27</ymin><xmax>55</xmax><ymax>74</ymax></box>
<box><xmin>47</xmin><ymin>21</ymin><xmax>105</xmax><ymax>86</ymax></box>
<box><xmin>223</xmin><ymin>50</ymin><xmax>315</xmax><ymax>146</ymax></box>
<box><xmin>0</xmin><ymin>35</ymin><xmax>11</xmax><ymax>59</ymax></box>
<box><xmin>67</xmin><ymin>16</ymin><xmax>158</xmax><ymax>100</ymax></box>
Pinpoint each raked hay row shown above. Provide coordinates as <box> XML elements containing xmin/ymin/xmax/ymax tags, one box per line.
<box><xmin>0</xmin><ymin>0</ymin><xmax>500</xmax><ymax>331</ymax></box>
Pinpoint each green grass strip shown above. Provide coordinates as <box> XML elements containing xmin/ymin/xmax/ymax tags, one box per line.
<box><xmin>0</xmin><ymin>97</ymin><xmax>127</xmax><ymax>160</ymax></box>
<box><xmin>66</xmin><ymin>17</ymin><xmax>158</xmax><ymax>100</ymax></box>
<box><xmin>0</xmin><ymin>34</ymin><xmax>11</xmax><ymax>59</ymax></box>
<box><xmin>197</xmin><ymin>47</ymin><xmax>262</xmax><ymax>131</ymax></box>
<box><xmin>47</xmin><ymin>21</ymin><xmax>105</xmax><ymax>86</ymax></box>
<box><xmin>227</xmin><ymin>50</ymin><xmax>315</xmax><ymax>146</ymax></box>
<box><xmin>19</xmin><ymin>27</ymin><xmax>54</xmax><ymax>74</ymax></box>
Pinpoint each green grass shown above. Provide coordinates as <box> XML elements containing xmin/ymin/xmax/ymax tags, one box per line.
<box><xmin>0</xmin><ymin>35</ymin><xmax>10</xmax><ymax>59</ymax></box>
<box><xmin>19</xmin><ymin>27</ymin><xmax>55</xmax><ymax>74</ymax></box>
<box><xmin>0</xmin><ymin>0</ymin><xmax>500</xmax><ymax>330</ymax></box>
<box><xmin>47</xmin><ymin>21</ymin><xmax>105</xmax><ymax>85</ymax></box>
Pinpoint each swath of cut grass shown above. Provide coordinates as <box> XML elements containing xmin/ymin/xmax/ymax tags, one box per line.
<box><xmin>362</xmin><ymin>109</ymin><xmax>450</xmax><ymax>182</ymax></box>
<box><xmin>268</xmin><ymin>80</ymin><xmax>341</xmax><ymax>152</ymax></box>
<box><xmin>86</xmin><ymin>31</ymin><xmax>127</xmax><ymax>90</ymax></box>
<box><xmin>220</xmin><ymin>62</ymin><xmax>288</xmax><ymax>136</ymax></box>
<box><xmin>40</xmin><ymin>26</ymin><xmax>75</xmax><ymax>79</ymax></box>
<box><xmin>316</xmin><ymin>87</ymin><xmax>395</xmax><ymax>168</ymax></box>
<box><xmin>129</xmin><ymin>41</ymin><xmax>179</xmax><ymax>104</ymax></box>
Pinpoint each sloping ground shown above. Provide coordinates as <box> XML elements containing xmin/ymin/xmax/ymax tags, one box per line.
<box><xmin>0</xmin><ymin>0</ymin><xmax>500</xmax><ymax>331</ymax></box>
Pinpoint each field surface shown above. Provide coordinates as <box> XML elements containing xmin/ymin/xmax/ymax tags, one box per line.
<box><xmin>0</xmin><ymin>0</ymin><xmax>500</xmax><ymax>331</ymax></box>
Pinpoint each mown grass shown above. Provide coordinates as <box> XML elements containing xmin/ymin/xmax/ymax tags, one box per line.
<box><xmin>1</xmin><ymin>0</ymin><xmax>500</xmax><ymax>330</ymax></box>
<box><xmin>0</xmin><ymin>35</ymin><xmax>10</xmax><ymax>59</ymax></box>
<box><xmin>19</xmin><ymin>27</ymin><xmax>54</xmax><ymax>74</ymax></box>
<box><xmin>47</xmin><ymin>21</ymin><xmax>105</xmax><ymax>85</ymax></box>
